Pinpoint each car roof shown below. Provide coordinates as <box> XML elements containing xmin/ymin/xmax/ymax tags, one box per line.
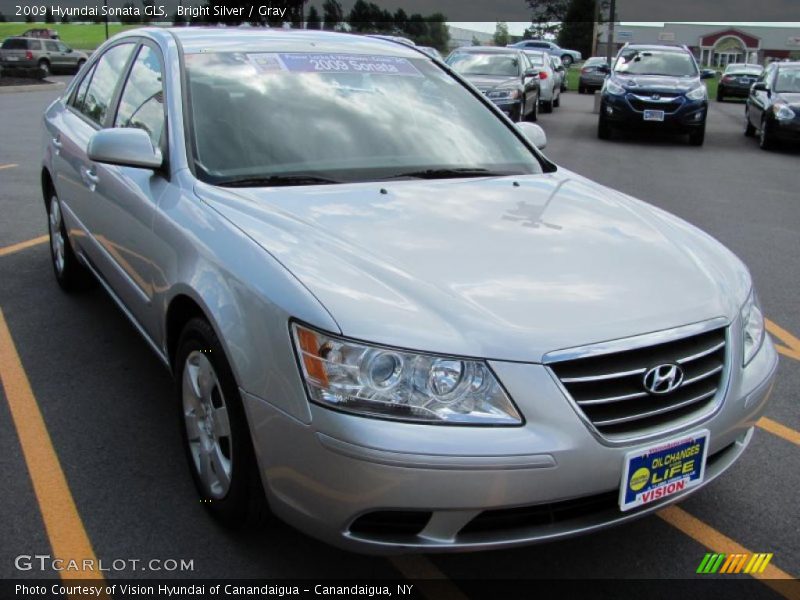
<box><xmin>775</xmin><ymin>61</ymin><xmax>800</xmax><ymax>68</ymax></box>
<box><xmin>136</xmin><ymin>27</ymin><xmax>427</xmax><ymax>58</ymax></box>
<box><xmin>622</xmin><ymin>44</ymin><xmax>690</xmax><ymax>54</ymax></box>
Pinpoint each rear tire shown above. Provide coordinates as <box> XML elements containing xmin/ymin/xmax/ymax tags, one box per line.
<box><xmin>561</xmin><ymin>55</ymin><xmax>573</xmax><ymax>67</ymax></box>
<box><xmin>176</xmin><ymin>318</ymin><xmax>270</xmax><ymax>529</ymax></box>
<box><xmin>47</xmin><ymin>192</ymin><xmax>94</xmax><ymax>292</ymax></box>
<box><xmin>553</xmin><ymin>92</ymin><xmax>560</xmax><ymax>108</ymax></box>
<box><xmin>578</xmin><ymin>85</ymin><xmax>585</xmax><ymax>94</ymax></box>
<box><xmin>716</xmin><ymin>88</ymin><xmax>724</xmax><ymax>102</ymax></box>
<box><xmin>37</xmin><ymin>59</ymin><xmax>50</xmax><ymax>77</ymax></box>
<box><xmin>542</xmin><ymin>98</ymin><xmax>554</xmax><ymax>113</ymax></box>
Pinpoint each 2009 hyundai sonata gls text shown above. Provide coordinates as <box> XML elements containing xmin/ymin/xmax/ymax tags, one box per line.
<box><xmin>41</xmin><ymin>28</ymin><xmax>777</xmax><ymax>553</ymax></box>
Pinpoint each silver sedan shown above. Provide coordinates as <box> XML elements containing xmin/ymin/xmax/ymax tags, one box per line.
<box><xmin>41</xmin><ymin>27</ymin><xmax>777</xmax><ymax>553</ymax></box>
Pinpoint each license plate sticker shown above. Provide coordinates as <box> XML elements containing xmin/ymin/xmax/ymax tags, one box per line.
<box><xmin>643</xmin><ymin>109</ymin><xmax>665</xmax><ymax>121</ymax></box>
<box><xmin>6</xmin><ymin>56</ymin><xmax>19</xmax><ymax>61</ymax></box>
<box><xmin>619</xmin><ymin>430</ymin><xmax>709</xmax><ymax>511</ymax></box>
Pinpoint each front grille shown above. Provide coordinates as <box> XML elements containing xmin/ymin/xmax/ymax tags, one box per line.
<box><xmin>549</xmin><ymin>327</ymin><xmax>727</xmax><ymax>438</ymax></box>
<box><xmin>627</xmin><ymin>94</ymin><xmax>683</xmax><ymax>114</ymax></box>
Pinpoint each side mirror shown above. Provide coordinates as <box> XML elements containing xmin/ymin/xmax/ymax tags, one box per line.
<box><xmin>752</xmin><ymin>81</ymin><xmax>769</xmax><ymax>95</ymax></box>
<box><xmin>700</xmin><ymin>69</ymin><xmax>717</xmax><ymax>80</ymax></box>
<box><xmin>88</xmin><ymin>128</ymin><xmax>163</xmax><ymax>170</ymax></box>
<box><xmin>516</xmin><ymin>122</ymin><xmax>547</xmax><ymax>149</ymax></box>
<box><xmin>597</xmin><ymin>64</ymin><xmax>610</xmax><ymax>74</ymax></box>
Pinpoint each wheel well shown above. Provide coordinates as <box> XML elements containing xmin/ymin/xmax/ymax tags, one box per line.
<box><xmin>41</xmin><ymin>168</ymin><xmax>54</xmax><ymax>209</ymax></box>
<box><xmin>165</xmin><ymin>295</ymin><xmax>207</xmax><ymax>369</ymax></box>
<box><xmin>38</xmin><ymin>57</ymin><xmax>50</xmax><ymax>65</ymax></box>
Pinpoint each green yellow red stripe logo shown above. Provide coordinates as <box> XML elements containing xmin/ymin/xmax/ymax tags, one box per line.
<box><xmin>697</xmin><ymin>552</ymin><xmax>773</xmax><ymax>574</ymax></box>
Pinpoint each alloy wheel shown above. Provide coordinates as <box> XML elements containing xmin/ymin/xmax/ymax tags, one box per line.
<box><xmin>48</xmin><ymin>195</ymin><xmax>65</xmax><ymax>275</ymax></box>
<box><xmin>182</xmin><ymin>350</ymin><xmax>233</xmax><ymax>499</ymax></box>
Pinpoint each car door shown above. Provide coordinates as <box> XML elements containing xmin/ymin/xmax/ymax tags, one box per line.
<box><xmin>748</xmin><ymin>65</ymin><xmax>773</xmax><ymax>128</ymax></box>
<box><xmin>520</xmin><ymin>54</ymin><xmax>538</xmax><ymax>110</ymax></box>
<box><xmin>86</xmin><ymin>41</ymin><xmax>170</xmax><ymax>336</ymax></box>
<box><xmin>48</xmin><ymin>41</ymin><xmax>137</xmax><ymax>287</ymax></box>
<box><xmin>56</xmin><ymin>41</ymin><xmax>77</xmax><ymax>68</ymax></box>
<box><xmin>43</xmin><ymin>40</ymin><xmax>63</xmax><ymax>69</ymax></box>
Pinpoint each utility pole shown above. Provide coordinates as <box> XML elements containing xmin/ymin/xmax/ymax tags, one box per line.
<box><xmin>593</xmin><ymin>0</ymin><xmax>601</xmax><ymax>57</ymax></box>
<box><xmin>103</xmin><ymin>0</ymin><xmax>109</xmax><ymax>40</ymax></box>
<box><xmin>604</xmin><ymin>0</ymin><xmax>616</xmax><ymax>66</ymax></box>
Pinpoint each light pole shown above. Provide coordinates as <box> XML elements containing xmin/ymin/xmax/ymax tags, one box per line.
<box><xmin>104</xmin><ymin>0</ymin><xmax>109</xmax><ymax>40</ymax></box>
<box><xmin>604</xmin><ymin>0</ymin><xmax>616</xmax><ymax>67</ymax></box>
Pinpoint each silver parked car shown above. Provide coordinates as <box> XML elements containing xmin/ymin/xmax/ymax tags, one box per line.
<box><xmin>579</xmin><ymin>56</ymin><xmax>610</xmax><ymax>93</ymax></box>
<box><xmin>42</xmin><ymin>28</ymin><xmax>777</xmax><ymax>553</ymax></box>
<box><xmin>523</xmin><ymin>50</ymin><xmax>561</xmax><ymax>112</ymax></box>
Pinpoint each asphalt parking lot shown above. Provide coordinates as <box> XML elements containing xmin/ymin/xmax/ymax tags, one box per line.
<box><xmin>1</xmin><ymin>75</ymin><xmax>798</xmax><ymax>597</ymax></box>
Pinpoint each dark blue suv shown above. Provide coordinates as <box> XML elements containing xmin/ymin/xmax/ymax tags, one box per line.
<box><xmin>598</xmin><ymin>45</ymin><xmax>716</xmax><ymax>145</ymax></box>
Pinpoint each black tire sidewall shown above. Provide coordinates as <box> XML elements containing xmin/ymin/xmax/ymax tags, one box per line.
<box><xmin>175</xmin><ymin>318</ymin><xmax>266</xmax><ymax>527</ymax></box>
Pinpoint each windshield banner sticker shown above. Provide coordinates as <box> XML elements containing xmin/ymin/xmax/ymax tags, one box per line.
<box><xmin>246</xmin><ymin>53</ymin><xmax>422</xmax><ymax>76</ymax></box>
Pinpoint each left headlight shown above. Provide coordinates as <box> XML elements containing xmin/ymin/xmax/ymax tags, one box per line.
<box><xmin>291</xmin><ymin>323</ymin><xmax>522</xmax><ymax>425</ymax></box>
<box><xmin>486</xmin><ymin>88</ymin><xmax>521</xmax><ymax>100</ymax></box>
<box><xmin>774</xmin><ymin>104</ymin><xmax>796</xmax><ymax>120</ymax></box>
<box><xmin>741</xmin><ymin>289</ymin><xmax>765</xmax><ymax>366</ymax></box>
<box><xmin>686</xmin><ymin>85</ymin><xmax>707</xmax><ymax>101</ymax></box>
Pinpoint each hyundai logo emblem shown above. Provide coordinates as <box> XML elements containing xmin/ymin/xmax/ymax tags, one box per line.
<box><xmin>651</xmin><ymin>94</ymin><xmax>661</xmax><ymax>100</ymax></box>
<box><xmin>643</xmin><ymin>364</ymin><xmax>684</xmax><ymax>395</ymax></box>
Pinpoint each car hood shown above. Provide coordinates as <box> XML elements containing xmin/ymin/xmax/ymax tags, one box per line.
<box><xmin>195</xmin><ymin>171</ymin><xmax>750</xmax><ymax>362</ymax></box>
<box><xmin>460</xmin><ymin>74</ymin><xmax>520</xmax><ymax>91</ymax></box>
<box><xmin>616</xmin><ymin>74</ymin><xmax>699</xmax><ymax>94</ymax></box>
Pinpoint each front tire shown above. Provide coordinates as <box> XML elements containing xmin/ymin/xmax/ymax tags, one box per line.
<box><xmin>689</xmin><ymin>126</ymin><xmax>706</xmax><ymax>146</ymax></box>
<box><xmin>759</xmin><ymin>117</ymin><xmax>774</xmax><ymax>150</ymax></box>
<box><xmin>176</xmin><ymin>318</ymin><xmax>269</xmax><ymax>529</ymax></box>
<box><xmin>561</xmin><ymin>55</ymin><xmax>573</xmax><ymax>67</ymax></box>
<box><xmin>553</xmin><ymin>91</ymin><xmax>561</xmax><ymax>107</ymax></box>
<box><xmin>744</xmin><ymin>110</ymin><xmax>756</xmax><ymax>137</ymax></box>
<box><xmin>542</xmin><ymin>98</ymin><xmax>554</xmax><ymax>113</ymax></box>
<box><xmin>37</xmin><ymin>59</ymin><xmax>50</xmax><ymax>77</ymax></box>
<box><xmin>47</xmin><ymin>193</ymin><xmax>94</xmax><ymax>291</ymax></box>
<box><xmin>598</xmin><ymin>113</ymin><xmax>612</xmax><ymax>140</ymax></box>
<box><xmin>716</xmin><ymin>87</ymin><xmax>724</xmax><ymax>102</ymax></box>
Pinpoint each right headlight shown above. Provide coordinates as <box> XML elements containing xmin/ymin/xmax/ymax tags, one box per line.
<box><xmin>604</xmin><ymin>78</ymin><xmax>625</xmax><ymax>95</ymax></box>
<box><xmin>741</xmin><ymin>289</ymin><xmax>765</xmax><ymax>366</ymax></box>
<box><xmin>291</xmin><ymin>323</ymin><xmax>522</xmax><ymax>425</ymax></box>
<box><xmin>774</xmin><ymin>103</ymin><xmax>796</xmax><ymax>121</ymax></box>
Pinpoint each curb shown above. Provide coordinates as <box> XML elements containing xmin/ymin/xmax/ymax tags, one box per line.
<box><xmin>0</xmin><ymin>80</ymin><xmax>65</xmax><ymax>94</ymax></box>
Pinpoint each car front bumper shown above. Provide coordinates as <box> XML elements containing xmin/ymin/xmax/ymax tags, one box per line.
<box><xmin>602</xmin><ymin>93</ymin><xmax>708</xmax><ymax>132</ymax></box>
<box><xmin>243</xmin><ymin>331</ymin><xmax>777</xmax><ymax>554</ymax></box>
<box><xmin>769</xmin><ymin>115</ymin><xmax>800</xmax><ymax>142</ymax></box>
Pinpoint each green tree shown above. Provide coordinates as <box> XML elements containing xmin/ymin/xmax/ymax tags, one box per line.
<box><xmin>141</xmin><ymin>0</ymin><xmax>155</xmax><ymax>24</ymax></box>
<box><xmin>321</xmin><ymin>0</ymin><xmax>342</xmax><ymax>30</ymax></box>
<box><xmin>471</xmin><ymin>35</ymin><xmax>481</xmax><ymax>46</ymax></box>
<box><xmin>25</xmin><ymin>12</ymin><xmax>35</xmax><ymax>23</ymax></box>
<box><xmin>0</xmin><ymin>11</ymin><xmax>6</xmax><ymax>22</ymax></box>
<box><xmin>557</xmin><ymin>0</ymin><xmax>594</xmax><ymax>59</ymax></box>
<box><xmin>45</xmin><ymin>7</ymin><xmax>55</xmax><ymax>23</ymax></box>
<box><xmin>306</xmin><ymin>5</ymin><xmax>321</xmax><ymax>29</ymax></box>
<box><xmin>61</xmin><ymin>12</ymin><xmax>70</xmax><ymax>23</ymax></box>
<box><xmin>493</xmin><ymin>22</ymin><xmax>509</xmax><ymax>46</ymax></box>
<box><xmin>172</xmin><ymin>10</ymin><xmax>185</xmax><ymax>25</ymax></box>
<box><xmin>426</xmin><ymin>14</ymin><xmax>449</xmax><ymax>52</ymax></box>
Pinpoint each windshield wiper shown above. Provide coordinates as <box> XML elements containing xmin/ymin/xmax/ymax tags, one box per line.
<box><xmin>384</xmin><ymin>168</ymin><xmax>513</xmax><ymax>180</ymax></box>
<box><xmin>216</xmin><ymin>174</ymin><xmax>341</xmax><ymax>187</ymax></box>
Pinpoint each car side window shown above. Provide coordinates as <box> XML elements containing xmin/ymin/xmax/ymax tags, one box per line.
<box><xmin>45</xmin><ymin>41</ymin><xmax>59</xmax><ymax>52</ymax></box>
<box><xmin>72</xmin><ymin>62</ymin><xmax>97</xmax><ymax>113</ymax></box>
<box><xmin>29</xmin><ymin>39</ymin><xmax>42</xmax><ymax>50</ymax></box>
<box><xmin>57</xmin><ymin>42</ymin><xmax>70</xmax><ymax>53</ymax></box>
<box><xmin>114</xmin><ymin>45</ymin><xmax>165</xmax><ymax>148</ymax></box>
<box><xmin>78</xmin><ymin>43</ymin><xmax>135</xmax><ymax>126</ymax></box>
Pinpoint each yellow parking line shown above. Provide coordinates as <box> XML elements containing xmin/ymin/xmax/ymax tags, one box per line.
<box><xmin>389</xmin><ymin>556</ymin><xmax>469</xmax><ymax>600</ymax></box>
<box><xmin>0</xmin><ymin>307</ymin><xmax>103</xmax><ymax>581</ymax></box>
<box><xmin>0</xmin><ymin>235</ymin><xmax>49</xmax><ymax>258</ymax></box>
<box><xmin>757</xmin><ymin>417</ymin><xmax>800</xmax><ymax>447</ymax></box>
<box><xmin>658</xmin><ymin>506</ymin><xmax>799</xmax><ymax>600</ymax></box>
<box><xmin>766</xmin><ymin>319</ymin><xmax>800</xmax><ymax>361</ymax></box>
<box><xmin>0</xmin><ymin>163</ymin><xmax>18</xmax><ymax>171</ymax></box>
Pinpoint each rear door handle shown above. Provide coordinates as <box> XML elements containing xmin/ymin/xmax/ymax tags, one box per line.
<box><xmin>52</xmin><ymin>137</ymin><xmax>62</xmax><ymax>154</ymax></box>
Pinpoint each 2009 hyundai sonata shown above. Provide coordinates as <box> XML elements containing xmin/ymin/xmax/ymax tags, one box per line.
<box><xmin>41</xmin><ymin>28</ymin><xmax>777</xmax><ymax>553</ymax></box>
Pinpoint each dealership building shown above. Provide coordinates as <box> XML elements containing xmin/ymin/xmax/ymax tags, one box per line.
<box><xmin>597</xmin><ymin>23</ymin><xmax>800</xmax><ymax>66</ymax></box>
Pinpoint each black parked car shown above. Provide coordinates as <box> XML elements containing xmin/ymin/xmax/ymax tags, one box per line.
<box><xmin>597</xmin><ymin>44</ymin><xmax>716</xmax><ymax>145</ymax></box>
<box><xmin>718</xmin><ymin>63</ymin><xmax>763</xmax><ymax>101</ymax></box>
<box><xmin>745</xmin><ymin>61</ymin><xmax>800</xmax><ymax>150</ymax></box>
<box><xmin>446</xmin><ymin>47</ymin><xmax>540</xmax><ymax>122</ymax></box>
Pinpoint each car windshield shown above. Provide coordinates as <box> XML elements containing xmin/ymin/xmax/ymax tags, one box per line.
<box><xmin>585</xmin><ymin>57</ymin><xmax>608</xmax><ymax>67</ymax></box>
<box><xmin>447</xmin><ymin>53</ymin><xmax>521</xmax><ymax>77</ymax></box>
<box><xmin>724</xmin><ymin>64</ymin><xmax>762</xmax><ymax>75</ymax></box>
<box><xmin>184</xmin><ymin>52</ymin><xmax>542</xmax><ymax>185</ymax></box>
<box><xmin>774</xmin><ymin>68</ymin><xmax>800</xmax><ymax>93</ymax></box>
<box><xmin>614</xmin><ymin>50</ymin><xmax>698</xmax><ymax>77</ymax></box>
<box><xmin>524</xmin><ymin>53</ymin><xmax>546</xmax><ymax>66</ymax></box>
